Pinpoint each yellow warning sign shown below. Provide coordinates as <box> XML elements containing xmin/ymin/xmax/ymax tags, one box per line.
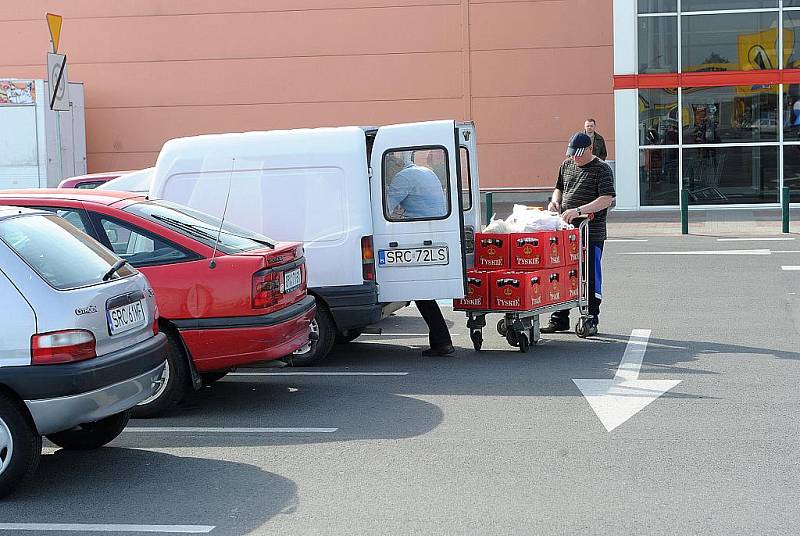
<box><xmin>46</xmin><ymin>13</ymin><xmax>62</xmax><ymax>53</ymax></box>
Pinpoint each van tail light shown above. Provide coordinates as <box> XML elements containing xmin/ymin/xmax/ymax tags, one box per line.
<box><xmin>31</xmin><ymin>329</ymin><xmax>97</xmax><ymax>365</ymax></box>
<box><xmin>361</xmin><ymin>236</ymin><xmax>375</xmax><ymax>281</ymax></box>
<box><xmin>252</xmin><ymin>268</ymin><xmax>282</xmax><ymax>309</ymax></box>
<box><xmin>152</xmin><ymin>306</ymin><xmax>160</xmax><ymax>336</ymax></box>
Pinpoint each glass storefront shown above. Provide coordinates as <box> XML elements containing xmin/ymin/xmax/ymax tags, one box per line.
<box><xmin>682</xmin><ymin>86</ymin><xmax>778</xmax><ymax>145</ymax></box>
<box><xmin>638</xmin><ymin>17</ymin><xmax>678</xmax><ymax>73</ymax></box>
<box><xmin>635</xmin><ymin>2</ymin><xmax>800</xmax><ymax>207</ymax></box>
<box><xmin>683</xmin><ymin>146</ymin><xmax>778</xmax><ymax>204</ymax></box>
<box><xmin>681</xmin><ymin>12</ymin><xmax>779</xmax><ymax>73</ymax></box>
<box><xmin>640</xmin><ymin>148</ymin><xmax>680</xmax><ymax>206</ymax></box>
<box><xmin>784</xmin><ymin>144</ymin><xmax>800</xmax><ymax>202</ymax></box>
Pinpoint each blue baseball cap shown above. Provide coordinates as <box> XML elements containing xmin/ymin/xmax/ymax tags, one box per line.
<box><xmin>566</xmin><ymin>132</ymin><xmax>592</xmax><ymax>157</ymax></box>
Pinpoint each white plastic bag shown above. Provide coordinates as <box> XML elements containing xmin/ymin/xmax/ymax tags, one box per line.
<box><xmin>484</xmin><ymin>215</ymin><xmax>513</xmax><ymax>234</ymax></box>
<box><xmin>505</xmin><ymin>204</ymin><xmax>563</xmax><ymax>232</ymax></box>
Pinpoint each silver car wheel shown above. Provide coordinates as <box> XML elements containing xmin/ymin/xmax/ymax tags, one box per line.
<box><xmin>0</xmin><ymin>417</ymin><xmax>13</xmax><ymax>477</ymax></box>
<box><xmin>293</xmin><ymin>317</ymin><xmax>319</xmax><ymax>356</ymax></box>
<box><xmin>138</xmin><ymin>360</ymin><xmax>170</xmax><ymax>406</ymax></box>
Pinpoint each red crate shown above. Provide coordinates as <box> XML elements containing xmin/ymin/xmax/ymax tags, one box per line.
<box><xmin>510</xmin><ymin>233</ymin><xmax>544</xmax><ymax>270</ymax></box>
<box><xmin>563</xmin><ymin>265</ymin><xmax>580</xmax><ymax>301</ymax></box>
<box><xmin>543</xmin><ymin>269</ymin><xmax>565</xmax><ymax>305</ymax></box>
<box><xmin>475</xmin><ymin>233</ymin><xmax>510</xmax><ymax>269</ymax></box>
<box><xmin>542</xmin><ymin>231</ymin><xmax>565</xmax><ymax>268</ymax></box>
<box><xmin>529</xmin><ymin>272</ymin><xmax>545</xmax><ymax>309</ymax></box>
<box><xmin>489</xmin><ymin>270</ymin><xmax>531</xmax><ymax>311</ymax></box>
<box><xmin>563</xmin><ymin>228</ymin><xmax>580</xmax><ymax>264</ymax></box>
<box><xmin>453</xmin><ymin>270</ymin><xmax>493</xmax><ymax>310</ymax></box>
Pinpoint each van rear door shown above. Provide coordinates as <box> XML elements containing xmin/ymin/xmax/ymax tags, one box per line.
<box><xmin>369</xmin><ymin>120</ymin><xmax>466</xmax><ymax>302</ymax></box>
<box><xmin>457</xmin><ymin>121</ymin><xmax>481</xmax><ymax>267</ymax></box>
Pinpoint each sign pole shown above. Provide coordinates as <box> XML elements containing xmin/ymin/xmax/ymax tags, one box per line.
<box><xmin>46</xmin><ymin>13</ymin><xmax>65</xmax><ymax>184</ymax></box>
<box><xmin>52</xmin><ymin>39</ymin><xmax>63</xmax><ymax>184</ymax></box>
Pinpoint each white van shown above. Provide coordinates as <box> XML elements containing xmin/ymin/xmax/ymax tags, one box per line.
<box><xmin>148</xmin><ymin>120</ymin><xmax>481</xmax><ymax>364</ymax></box>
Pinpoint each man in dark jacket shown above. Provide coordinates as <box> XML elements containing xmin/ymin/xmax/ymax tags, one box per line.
<box><xmin>584</xmin><ymin>118</ymin><xmax>608</xmax><ymax>161</ymax></box>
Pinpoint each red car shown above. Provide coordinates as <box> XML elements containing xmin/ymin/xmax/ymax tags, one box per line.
<box><xmin>0</xmin><ymin>190</ymin><xmax>315</xmax><ymax>417</ymax></box>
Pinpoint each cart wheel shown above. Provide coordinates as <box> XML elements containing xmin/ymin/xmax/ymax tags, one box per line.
<box><xmin>470</xmin><ymin>330</ymin><xmax>483</xmax><ymax>351</ymax></box>
<box><xmin>575</xmin><ymin>318</ymin><xmax>589</xmax><ymax>338</ymax></box>
<box><xmin>505</xmin><ymin>329</ymin><xmax>518</xmax><ymax>347</ymax></box>
<box><xmin>518</xmin><ymin>333</ymin><xmax>530</xmax><ymax>353</ymax></box>
<box><xmin>496</xmin><ymin>319</ymin><xmax>508</xmax><ymax>336</ymax></box>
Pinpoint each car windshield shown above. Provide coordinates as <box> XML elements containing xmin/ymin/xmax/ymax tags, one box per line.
<box><xmin>0</xmin><ymin>213</ymin><xmax>136</xmax><ymax>290</ymax></box>
<box><xmin>124</xmin><ymin>200</ymin><xmax>275</xmax><ymax>254</ymax></box>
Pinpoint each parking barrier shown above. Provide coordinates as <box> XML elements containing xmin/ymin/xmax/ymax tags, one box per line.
<box><xmin>783</xmin><ymin>186</ymin><xmax>790</xmax><ymax>234</ymax></box>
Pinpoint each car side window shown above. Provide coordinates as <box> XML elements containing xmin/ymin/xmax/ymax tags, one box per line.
<box><xmin>35</xmin><ymin>207</ymin><xmax>90</xmax><ymax>234</ymax></box>
<box><xmin>95</xmin><ymin>216</ymin><xmax>190</xmax><ymax>267</ymax></box>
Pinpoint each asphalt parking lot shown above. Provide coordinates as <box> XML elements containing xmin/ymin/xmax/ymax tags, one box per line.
<box><xmin>2</xmin><ymin>235</ymin><xmax>799</xmax><ymax>535</ymax></box>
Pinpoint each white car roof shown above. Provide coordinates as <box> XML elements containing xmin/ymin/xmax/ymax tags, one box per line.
<box><xmin>97</xmin><ymin>167</ymin><xmax>155</xmax><ymax>194</ymax></box>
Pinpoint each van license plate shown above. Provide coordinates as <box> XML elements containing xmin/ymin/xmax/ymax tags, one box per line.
<box><xmin>108</xmin><ymin>300</ymin><xmax>146</xmax><ymax>335</ymax></box>
<box><xmin>284</xmin><ymin>267</ymin><xmax>302</xmax><ymax>293</ymax></box>
<box><xmin>378</xmin><ymin>246</ymin><xmax>449</xmax><ymax>266</ymax></box>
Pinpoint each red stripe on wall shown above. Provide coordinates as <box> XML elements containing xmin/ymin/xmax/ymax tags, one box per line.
<box><xmin>613</xmin><ymin>69</ymin><xmax>800</xmax><ymax>90</ymax></box>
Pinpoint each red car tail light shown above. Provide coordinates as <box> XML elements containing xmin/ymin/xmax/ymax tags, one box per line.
<box><xmin>252</xmin><ymin>268</ymin><xmax>282</xmax><ymax>308</ymax></box>
<box><xmin>361</xmin><ymin>236</ymin><xmax>375</xmax><ymax>281</ymax></box>
<box><xmin>31</xmin><ymin>329</ymin><xmax>97</xmax><ymax>365</ymax></box>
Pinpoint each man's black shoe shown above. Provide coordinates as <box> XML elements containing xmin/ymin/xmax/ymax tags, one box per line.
<box><xmin>585</xmin><ymin>318</ymin><xmax>599</xmax><ymax>337</ymax></box>
<box><xmin>421</xmin><ymin>344</ymin><xmax>455</xmax><ymax>356</ymax></box>
<box><xmin>539</xmin><ymin>322</ymin><xmax>569</xmax><ymax>334</ymax></box>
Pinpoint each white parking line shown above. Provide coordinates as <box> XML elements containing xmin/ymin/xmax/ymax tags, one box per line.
<box><xmin>606</xmin><ymin>239</ymin><xmax>649</xmax><ymax>242</ymax></box>
<box><xmin>772</xmin><ymin>250</ymin><xmax>800</xmax><ymax>253</ymax></box>
<box><xmin>229</xmin><ymin>372</ymin><xmax>408</xmax><ymax>376</ymax></box>
<box><xmin>0</xmin><ymin>524</ymin><xmax>214</xmax><ymax>533</ymax></box>
<box><xmin>619</xmin><ymin>249</ymin><xmax>771</xmax><ymax>256</ymax></box>
<box><xmin>124</xmin><ymin>427</ymin><xmax>337</xmax><ymax>433</ymax></box>
<box><xmin>717</xmin><ymin>237</ymin><xmax>795</xmax><ymax>241</ymax></box>
<box><xmin>782</xmin><ymin>266</ymin><xmax>800</xmax><ymax>271</ymax></box>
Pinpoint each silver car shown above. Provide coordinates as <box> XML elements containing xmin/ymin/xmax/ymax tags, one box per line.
<box><xmin>0</xmin><ymin>206</ymin><xmax>166</xmax><ymax>497</ymax></box>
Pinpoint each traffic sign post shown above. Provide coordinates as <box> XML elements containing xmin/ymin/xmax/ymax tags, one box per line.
<box><xmin>46</xmin><ymin>13</ymin><xmax>66</xmax><ymax>182</ymax></box>
<box><xmin>46</xmin><ymin>13</ymin><xmax>62</xmax><ymax>54</ymax></box>
<box><xmin>47</xmin><ymin>53</ymin><xmax>69</xmax><ymax>112</ymax></box>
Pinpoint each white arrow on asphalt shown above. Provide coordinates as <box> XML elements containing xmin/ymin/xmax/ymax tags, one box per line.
<box><xmin>573</xmin><ymin>329</ymin><xmax>681</xmax><ymax>432</ymax></box>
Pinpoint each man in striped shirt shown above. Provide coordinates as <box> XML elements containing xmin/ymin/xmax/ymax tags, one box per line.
<box><xmin>541</xmin><ymin>132</ymin><xmax>616</xmax><ymax>336</ymax></box>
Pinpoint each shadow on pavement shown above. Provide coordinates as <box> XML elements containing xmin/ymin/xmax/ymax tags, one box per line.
<box><xmin>4</xmin><ymin>448</ymin><xmax>296</xmax><ymax>536</ymax></box>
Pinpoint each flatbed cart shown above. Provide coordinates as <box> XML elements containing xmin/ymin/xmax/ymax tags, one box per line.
<box><xmin>463</xmin><ymin>216</ymin><xmax>593</xmax><ymax>353</ymax></box>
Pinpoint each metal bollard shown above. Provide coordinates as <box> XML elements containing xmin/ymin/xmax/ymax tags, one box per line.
<box><xmin>680</xmin><ymin>189</ymin><xmax>689</xmax><ymax>235</ymax></box>
<box><xmin>485</xmin><ymin>191</ymin><xmax>493</xmax><ymax>227</ymax></box>
<box><xmin>783</xmin><ymin>186</ymin><xmax>790</xmax><ymax>234</ymax></box>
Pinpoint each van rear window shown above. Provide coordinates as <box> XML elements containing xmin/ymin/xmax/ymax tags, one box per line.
<box><xmin>0</xmin><ymin>213</ymin><xmax>136</xmax><ymax>290</ymax></box>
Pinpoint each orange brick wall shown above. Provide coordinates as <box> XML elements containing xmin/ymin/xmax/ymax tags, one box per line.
<box><xmin>0</xmin><ymin>0</ymin><xmax>614</xmax><ymax>188</ymax></box>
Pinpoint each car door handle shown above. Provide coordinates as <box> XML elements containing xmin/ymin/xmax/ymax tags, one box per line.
<box><xmin>389</xmin><ymin>241</ymin><xmax>398</xmax><ymax>248</ymax></box>
<box><xmin>423</xmin><ymin>240</ymin><xmax>432</xmax><ymax>246</ymax></box>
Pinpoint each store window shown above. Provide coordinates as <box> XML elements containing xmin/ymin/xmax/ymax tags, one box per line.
<box><xmin>640</xmin><ymin>148</ymin><xmax>679</xmax><ymax>206</ymax></box>
<box><xmin>638</xmin><ymin>0</ymin><xmax>676</xmax><ymax>14</ymax></box>
<box><xmin>783</xmin><ymin>145</ymin><xmax>800</xmax><ymax>202</ymax></box>
<box><xmin>682</xmin><ymin>146</ymin><xmax>778</xmax><ymax>204</ymax></box>
<box><xmin>681</xmin><ymin>0</ymin><xmax>777</xmax><ymax>11</ymax></box>
<box><xmin>682</xmin><ymin>13</ymin><xmax>779</xmax><ymax>73</ymax></box>
<box><xmin>784</xmin><ymin>11</ymin><xmax>800</xmax><ymax>69</ymax></box>
<box><xmin>638</xmin><ymin>16</ymin><xmax>678</xmax><ymax>74</ymax></box>
<box><xmin>785</xmin><ymin>85</ymin><xmax>800</xmax><ymax>142</ymax></box>
<box><xmin>639</xmin><ymin>89</ymin><xmax>679</xmax><ymax>145</ymax></box>
<box><xmin>681</xmin><ymin>86</ymin><xmax>778</xmax><ymax>145</ymax></box>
